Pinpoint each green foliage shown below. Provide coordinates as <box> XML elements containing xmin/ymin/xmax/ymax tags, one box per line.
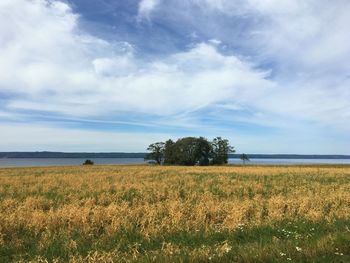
<box><xmin>144</xmin><ymin>142</ymin><xmax>165</xmax><ymax>164</ymax></box>
<box><xmin>195</xmin><ymin>137</ymin><xmax>212</xmax><ymax>166</ymax></box>
<box><xmin>147</xmin><ymin>136</ymin><xmax>233</xmax><ymax>166</ymax></box>
<box><xmin>164</xmin><ymin>137</ymin><xmax>212</xmax><ymax>166</ymax></box>
<box><xmin>83</xmin><ymin>159</ymin><xmax>94</xmax><ymax>165</ymax></box>
<box><xmin>210</xmin><ymin>137</ymin><xmax>235</xmax><ymax>165</ymax></box>
<box><xmin>163</xmin><ymin>139</ymin><xmax>177</xmax><ymax>164</ymax></box>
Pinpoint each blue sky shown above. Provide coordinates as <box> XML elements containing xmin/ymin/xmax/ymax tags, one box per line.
<box><xmin>0</xmin><ymin>0</ymin><xmax>349</xmax><ymax>153</ymax></box>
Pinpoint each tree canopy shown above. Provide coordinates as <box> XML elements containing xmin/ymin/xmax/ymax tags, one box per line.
<box><xmin>144</xmin><ymin>142</ymin><xmax>165</xmax><ymax>165</ymax></box>
<box><xmin>145</xmin><ymin>136</ymin><xmax>235</xmax><ymax>166</ymax></box>
<box><xmin>240</xmin><ymin>153</ymin><xmax>250</xmax><ymax>165</ymax></box>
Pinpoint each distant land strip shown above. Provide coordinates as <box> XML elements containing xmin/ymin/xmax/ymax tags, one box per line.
<box><xmin>0</xmin><ymin>152</ymin><xmax>349</xmax><ymax>159</ymax></box>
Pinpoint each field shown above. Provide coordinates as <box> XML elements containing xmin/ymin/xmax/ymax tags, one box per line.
<box><xmin>0</xmin><ymin>165</ymin><xmax>349</xmax><ymax>263</ymax></box>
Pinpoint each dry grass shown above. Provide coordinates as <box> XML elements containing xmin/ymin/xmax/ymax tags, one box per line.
<box><xmin>0</xmin><ymin>165</ymin><xmax>349</xmax><ymax>262</ymax></box>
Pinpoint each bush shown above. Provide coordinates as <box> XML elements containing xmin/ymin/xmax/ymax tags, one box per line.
<box><xmin>83</xmin><ymin>159</ymin><xmax>94</xmax><ymax>165</ymax></box>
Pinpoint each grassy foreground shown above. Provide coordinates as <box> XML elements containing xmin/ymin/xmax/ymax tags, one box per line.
<box><xmin>0</xmin><ymin>165</ymin><xmax>349</xmax><ymax>263</ymax></box>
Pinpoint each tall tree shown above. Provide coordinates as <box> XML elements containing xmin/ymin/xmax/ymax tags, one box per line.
<box><xmin>163</xmin><ymin>139</ymin><xmax>176</xmax><ymax>164</ymax></box>
<box><xmin>173</xmin><ymin>137</ymin><xmax>199</xmax><ymax>165</ymax></box>
<box><xmin>195</xmin><ymin>137</ymin><xmax>212</xmax><ymax>166</ymax></box>
<box><xmin>210</xmin><ymin>137</ymin><xmax>235</xmax><ymax>164</ymax></box>
<box><xmin>144</xmin><ymin>142</ymin><xmax>165</xmax><ymax>164</ymax></box>
<box><xmin>163</xmin><ymin>137</ymin><xmax>212</xmax><ymax>166</ymax></box>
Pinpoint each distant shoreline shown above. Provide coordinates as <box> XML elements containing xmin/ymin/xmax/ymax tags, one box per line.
<box><xmin>1</xmin><ymin>152</ymin><xmax>349</xmax><ymax>159</ymax></box>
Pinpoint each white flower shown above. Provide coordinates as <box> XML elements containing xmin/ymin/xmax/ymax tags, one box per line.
<box><xmin>280</xmin><ymin>252</ymin><xmax>286</xmax><ymax>256</ymax></box>
<box><xmin>296</xmin><ymin>246</ymin><xmax>302</xmax><ymax>252</ymax></box>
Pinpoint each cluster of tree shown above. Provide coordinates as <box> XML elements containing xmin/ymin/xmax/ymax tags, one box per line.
<box><xmin>83</xmin><ymin>159</ymin><xmax>94</xmax><ymax>165</ymax></box>
<box><xmin>145</xmin><ymin>137</ymin><xmax>235</xmax><ymax>166</ymax></box>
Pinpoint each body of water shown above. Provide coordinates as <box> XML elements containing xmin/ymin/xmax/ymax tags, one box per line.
<box><xmin>228</xmin><ymin>158</ymin><xmax>350</xmax><ymax>165</ymax></box>
<box><xmin>0</xmin><ymin>158</ymin><xmax>349</xmax><ymax>168</ymax></box>
<box><xmin>0</xmin><ymin>158</ymin><xmax>146</xmax><ymax>168</ymax></box>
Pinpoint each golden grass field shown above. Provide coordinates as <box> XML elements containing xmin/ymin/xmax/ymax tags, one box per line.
<box><xmin>0</xmin><ymin>165</ymin><xmax>349</xmax><ymax>262</ymax></box>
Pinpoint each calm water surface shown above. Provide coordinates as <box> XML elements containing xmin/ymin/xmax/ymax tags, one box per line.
<box><xmin>228</xmin><ymin>158</ymin><xmax>350</xmax><ymax>165</ymax></box>
<box><xmin>0</xmin><ymin>158</ymin><xmax>145</xmax><ymax>168</ymax></box>
<box><xmin>0</xmin><ymin>158</ymin><xmax>349</xmax><ymax>168</ymax></box>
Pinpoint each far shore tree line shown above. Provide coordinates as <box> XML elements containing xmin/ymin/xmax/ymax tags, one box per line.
<box><xmin>145</xmin><ymin>136</ymin><xmax>250</xmax><ymax>166</ymax></box>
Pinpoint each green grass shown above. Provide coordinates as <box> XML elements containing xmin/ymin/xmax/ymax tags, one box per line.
<box><xmin>2</xmin><ymin>219</ymin><xmax>349</xmax><ymax>262</ymax></box>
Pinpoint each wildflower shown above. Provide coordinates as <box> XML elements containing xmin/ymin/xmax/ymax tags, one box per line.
<box><xmin>296</xmin><ymin>246</ymin><xmax>302</xmax><ymax>252</ymax></box>
<box><xmin>280</xmin><ymin>252</ymin><xmax>286</xmax><ymax>256</ymax></box>
<box><xmin>221</xmin><ymin>241</ymin><xmax>232</xmax><ymax>253</ymax></box>
<box><xmin>287</xmin><ymin>258</ymin><xmax>292</xmax><ymax>261</ymax></box>
<box><xmin>237</xmin><ymin>223</ymin><xmax>245</xmax><ymax>230</ymax></box>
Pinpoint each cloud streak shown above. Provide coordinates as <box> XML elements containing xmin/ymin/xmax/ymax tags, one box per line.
<box><xmin>0</xmin><ymin>0</ymin><xmax>349</xmax><ymax>153</ymax></box>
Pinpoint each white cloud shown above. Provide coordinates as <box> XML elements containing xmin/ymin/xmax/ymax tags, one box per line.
<box><xmin>137</xmin><ymin>0</ymin><xmax>160</xmax><ymax>20</ymax></box>
<box><xmin>208</xmin><ymin>39</ymin><xmax>222</xmax><ymax>46</ymax></box>
<box><xmin>0</xmin><ymin>0</ymin><xmax>349</xmax><ymax>153</ymax></box>
<box><xmin>0</xmin><ymin>0</ymin><xmax>273</xmax><ymax>118</ymax></box>
<box><xmin>178</xmin><ymin>0</ymin><xmax>350</xmax><ymax>131</ymax></box>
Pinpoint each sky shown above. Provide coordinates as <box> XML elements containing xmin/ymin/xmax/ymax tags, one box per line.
<box><xmin>0</xmin><ymin>0</ymin><xmax>349</xmax><ymax>154</ymax></box>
